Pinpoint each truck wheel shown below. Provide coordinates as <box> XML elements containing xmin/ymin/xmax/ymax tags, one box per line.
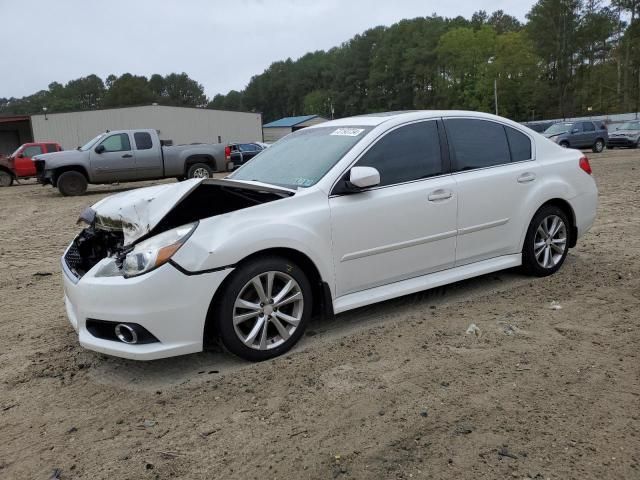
<box><xmin>57</xmin><ymin>171</ymin><xmax>88</xmax><ymax>196</ymax></box>
<box><xmin>187</xmin><ymin>163</ymin><xmax>214</xmax><ymax>179</ymax></box>
<box><xmin>0</xmin><ymin>170</ymin><xmax>13</xmax><ymax>187</ymax></box>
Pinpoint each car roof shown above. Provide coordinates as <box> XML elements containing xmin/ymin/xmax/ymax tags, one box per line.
<box><xmin>308</xmin><ymin>110</ymin><xmax>526</xmax><ymax>128</ymax></box>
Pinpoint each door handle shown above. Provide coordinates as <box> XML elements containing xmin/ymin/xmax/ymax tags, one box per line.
<box><xmin>517</xmin><ymin>172</ymin><xmax>536</xmax><ymax>183</ymax></box>
<box><xmin>428</xmin><ymin>189</ymin><xmax>453</xmax><ymax>202</ymax></box>
<box><xmin>122</xmin><ymin>154</ymin><xmax>133</xmax><ymax>158</ymax></box>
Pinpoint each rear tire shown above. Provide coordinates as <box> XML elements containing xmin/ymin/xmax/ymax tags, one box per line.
<box><xmin>211</xmin><ymin>255</ymin><xmax>312</xmax><ymax>362</ymax></box>
<box><xmin>187</xmin><ymin>163</ymin><xmax>214</xmax><ymax>179</ymax></box>
<box><xmin>592</xmin><ymin>139</ymin><xmax>605</xmax><ymax>153</ymax></box>
<box><xmin>522</xmin><ymin>205</ymin><xmax>570</xmax><ymax>277</ymax></box>
<box><xmin>57</xmin><ymin>171</ymin><xmax>88</xmax><ymax>196</ymax></box>
<box><xmin>0</xmin><ymin>170</ymin><xmax>13</xmax><ymax>187</ymax></box>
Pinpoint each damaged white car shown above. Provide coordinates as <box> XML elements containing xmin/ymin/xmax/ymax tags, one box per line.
<box><xmin>62</xmin><ymin>111</ymin><xmax>598</xmax><ymax>361</ymax></box>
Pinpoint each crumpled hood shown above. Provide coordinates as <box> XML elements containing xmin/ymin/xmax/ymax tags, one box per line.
<box><xmin>84</xmin><ymin>178</ymin><xmax>295</xmax><ymax>246</ymax></box>
<box><xmin>86</xmin><ymin>179</ymin><xmax>203</xmax><ymax>245</ymax></box>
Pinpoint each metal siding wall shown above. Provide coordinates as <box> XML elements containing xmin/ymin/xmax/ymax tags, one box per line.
<box><xmin>262</xmin><ymin>127</ymin><xmax>292</xmax><ymax>143</ymax></box>
<box><xmin>298</xmin><ymin>117</ymin><xmax>328</xmax><ymax>127</ymax></box>
<box><xmin>31</xmin><ymin>106</ymin><xmax>262</xmax><ymax>150</ymax></box>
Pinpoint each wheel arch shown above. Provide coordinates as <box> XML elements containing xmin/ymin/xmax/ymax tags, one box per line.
<box><xmin>530</xmin><ymin>198</ymin><xmax>578</xmax><ymax>248</ymax></box>
<box><xmin>184</xmin><ymin>155</ymin><xmax>218</xmax><ymax>175</ymax></box>
<box><xmin>203</xmin><ymin>247</ymin><xmax>333</xmax><ymax>348</ymax></box>
<box><xmin>52</xmin><ymin>165</ymin><xmax>89</xmax><ymax>186</ymax></box>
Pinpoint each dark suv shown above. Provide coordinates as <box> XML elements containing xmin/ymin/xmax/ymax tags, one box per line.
<box><xmin>225</xmin><ymin>143</ymin><xmax>265</xmax><ymax>169</ymax></box>
<box><xmin>542</xmin><ymin>121</ymin><xmax>608</xmax><ymax>153</ymax></box>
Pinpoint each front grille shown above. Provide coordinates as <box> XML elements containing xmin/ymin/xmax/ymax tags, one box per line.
<box><xmin>34</xmin><ymin>159</ymin><xmax>45</xmax><ymax>176</ymax></box>
<box><xmin>64</xmin><ymin>243</ymin><xmax>83</xmax><ymax>277</ymax></box>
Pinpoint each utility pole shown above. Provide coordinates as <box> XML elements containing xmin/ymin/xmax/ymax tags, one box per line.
<box><xmin>494</xmin><ymin>79</ymin><xmax>499</xmax><ymax>116</ymax></box>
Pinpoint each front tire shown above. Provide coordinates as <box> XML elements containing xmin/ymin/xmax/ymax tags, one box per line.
<box><xmin>187</xmin><ymin>163</ymin><xmax>214</xmax><ymax>179</ymax></box>
<box><xmin>592</xmin><ymin>139</ymin><xmax>605</xmax><ymax>153</ymax></box>
<box><xmin>57</xmin><ymin>171</ymin><xmax>88</xmax><ymax>196</ymax></box>
<box><xmin>0</xmin><ymin>170</ymin><xmax>13</xmax><ymax>187</ymax></box>
<box><xmin>522</xmin><ymin>206</ymin><xmax>570</xmax><ymax>277</ymax></box>
<box><xmin>212</xmin><ymin>256</ymin><xmax>312</xmax><ymax>361</ymax></box>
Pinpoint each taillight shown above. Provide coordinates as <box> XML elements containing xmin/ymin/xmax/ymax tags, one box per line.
<box><xmin>579</xmin><ymin>156</ymin><xmax>592</xmax><ymax>175</ymax></box>
<box><xmin>224</xmin><ymin>146</ymin><xmax>231</xmax><ymax>159</ymax></box>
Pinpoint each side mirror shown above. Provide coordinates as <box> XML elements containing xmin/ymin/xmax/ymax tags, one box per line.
<box><xmin>349</xmin><ymin>166</ymin><xmax>380</xmax><ymax>189</ymax></box>
<box><xmin>95</xmin><ymin>144</ymin><xmax>105</xmax><ymax>154</ymax></box>
<box><xmin>17</xmin><ymin>153</ymin><xmax>24</xmax><ymax>158</ymax></box>
<box><xmin>571</xmin><ymin>129</ymin><xmax>579</xmax><ymax>134</ymax></box>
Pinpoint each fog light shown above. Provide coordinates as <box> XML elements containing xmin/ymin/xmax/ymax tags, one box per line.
<box><xmin>115</xmin><ymin>324</ymin><xmax>138</xmax><ymax>344</ymax></box>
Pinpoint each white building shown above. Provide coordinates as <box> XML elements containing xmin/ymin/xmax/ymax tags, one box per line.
<box><xmin>0</xmin><ymin>105</ymin><xmax>263</xmax><ymax>153</ymax></box>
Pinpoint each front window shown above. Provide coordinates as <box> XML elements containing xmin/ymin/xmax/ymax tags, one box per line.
<box><xmin>230</xmin><ymin>126</ymin><xmax>372</xmax><ymax>188</ymax></box>
<box><xmin>544</xmin><ymin>123</ymin><xmax>574</xmax><ymax>135</ymax></box>
<box><xmin>80</xmin><ymin>134</ymin><xmax>106</xmax><ymax>151</ymax></box>
<box><xmin>99</xmin><ymin>133</ymin><xmax>131</xmax><ymax>152</ymax></box>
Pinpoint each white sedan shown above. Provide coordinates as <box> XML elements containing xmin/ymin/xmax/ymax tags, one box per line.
<box><xmin>62</xmin><ymin>111</ymin><xmax>598</xmax><ymax>361</ymax></box>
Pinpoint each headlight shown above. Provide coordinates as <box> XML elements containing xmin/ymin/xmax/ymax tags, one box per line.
<box><xmin>123</xmin><ymin>222</ymin><xmax>197</xmax><ymax>277</ymax></box>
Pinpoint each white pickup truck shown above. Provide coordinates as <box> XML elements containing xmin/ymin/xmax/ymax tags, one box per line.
<box><xmin>33</xmin><ymin>129</ymin><xmax>229</xmax><ymax>196</ymax></box>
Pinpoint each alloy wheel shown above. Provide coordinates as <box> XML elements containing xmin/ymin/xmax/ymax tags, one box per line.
<box><xmin>233</xmin><ymin>271</ymin><xmax>304</xmax><ymax>350</ymax></box>
<box><xmin>192</xmin><ymin>167</ymin><xmax>210</xmax><ymax>178</ymax></box>
<box><xmin>534</xmin><ymin>215</ymin><xmax>567</xmax><ymax>269</ymax></box>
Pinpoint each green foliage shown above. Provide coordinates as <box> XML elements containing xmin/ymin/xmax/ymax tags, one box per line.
<box><xmin>1</xmin><ymin>72</ymin><xmax>207</xmax><ymax>115</ymax></box>
<box><xmin>2</xmin><ymin>3</ymin><xmax>637</xmax><ymax>122</ymax></box>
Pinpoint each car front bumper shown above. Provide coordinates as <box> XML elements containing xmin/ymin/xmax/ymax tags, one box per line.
<box><xmin>62</xmin><ymin>255</ymin><xmax>233</xmax><ymax>360</ymax></box>
<box><xmin>607</xmin><ymin>137</ymin><xmax>637</xmax><ymax>147</ymax></box>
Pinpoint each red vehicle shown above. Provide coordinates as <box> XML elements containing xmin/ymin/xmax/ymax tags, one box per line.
<box><xmin>0</xmin><ymin>142</ymin><xmax>63</xmax><ymax>187</ymax></box>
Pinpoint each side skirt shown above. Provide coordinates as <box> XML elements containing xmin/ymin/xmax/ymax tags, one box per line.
<box><xmin>333</xmin><ymin>254</ymin><xmax>522</xmax><ymax>314</ymax></box>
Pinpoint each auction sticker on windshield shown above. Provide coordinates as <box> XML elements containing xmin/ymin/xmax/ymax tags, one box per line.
<box><xmin>330</xmin><ymin>128</ymin><xmax>365</xmax><ymax>137</ymax></box>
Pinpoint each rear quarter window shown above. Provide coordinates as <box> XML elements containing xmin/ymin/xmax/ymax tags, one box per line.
<box><xmin>505</xmin><ymin>127</ymin><xmax>532</xmax><ymax>162</ymax></box>
<box><xmin>134</xmin><ymin>132</ymin><xmax>153</xmax><ymax>150</ymax></box>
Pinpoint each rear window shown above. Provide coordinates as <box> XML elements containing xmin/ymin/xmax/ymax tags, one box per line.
<box><xmin>134</xmin><ymin>132</ymin><xmax>153</xmax><ymax>150</ymax></box>
<box><xmin>45</xmin><ymin>143</ymin><xmax>60</xmax><ymax>153</ymax></box>
<box><xmin>445</xmin><ymin>119</ymin><xmax>511</xmax><ymax>171</ymax></box>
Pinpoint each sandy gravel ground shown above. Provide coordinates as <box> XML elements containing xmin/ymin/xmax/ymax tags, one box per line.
<box><xmin>0</xmin><ymin>150</ymin><xmax>638</xmax><ymax>480</ymax></box>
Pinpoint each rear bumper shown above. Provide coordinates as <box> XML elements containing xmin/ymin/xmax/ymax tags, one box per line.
<box><xmin>570</xmin><ymin>186</ymin><xmax>598</xmax><ymax>241</ymax></box>
<box><xmin>62</xmin><ymin>256</ymin><xmax>233</xmax><ymax>360</ymax></box>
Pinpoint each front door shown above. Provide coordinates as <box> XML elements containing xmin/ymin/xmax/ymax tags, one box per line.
<box><xmin>89</xmin><ymin>133</ymin><xmax>136</xmax><ymax>182</ymax></box>
<box><xmin>16</xmin><ymin>144</ymin><xmax>43</xmax><ymax>177</ymax></box>
<box><xmin>329</xmin><ymin>120</ymin><xmax>457</xmax><ymax>297</ymax></box>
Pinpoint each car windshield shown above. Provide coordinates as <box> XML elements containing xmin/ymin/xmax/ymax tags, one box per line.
<box><xmin>618</xmin><ymin>121</ymin><xmax>640</xmax><ymax>130</ymax></box>
<box><xmin>79</xmin><ymin>134</ymin><xmax>106</xmax><ymax>151</ymax></box>
<box><xmin>545</xmin><ymin>123</ymin><xmax>574</xmax><ymax>135</ymax></box>
<box><xmin>230</xmin><ymin>126</ymin><xmax>372</xmax><ymax>189</ymax></box>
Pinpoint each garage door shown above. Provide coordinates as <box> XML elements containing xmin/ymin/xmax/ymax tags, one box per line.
<box><xmin>0</xmin><ymin>131</ymin><xmax>20</xmax><ymax>156</ymax></box>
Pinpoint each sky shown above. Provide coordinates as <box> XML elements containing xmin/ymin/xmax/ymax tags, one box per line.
<box><xmin>0</xmin><ymin>0</ymin><xmax>536</xmax><ymax>100</ymax></box>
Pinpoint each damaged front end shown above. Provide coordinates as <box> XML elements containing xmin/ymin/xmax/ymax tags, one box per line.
<box><xmin>63</xmin><ymin>179</ymin><xmax>294</xmax><ymax>281</ymax></box>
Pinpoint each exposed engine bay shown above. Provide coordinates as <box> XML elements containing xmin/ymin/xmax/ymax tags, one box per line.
<box><xmin>64</xmin><ymin>180</ymin><xmax>293</xmax><ymax>279</ymax></box>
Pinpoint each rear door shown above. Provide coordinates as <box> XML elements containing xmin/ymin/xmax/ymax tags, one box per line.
<box><xmin>133</xmin><ymin>131</ymin><xmax>162</xmax><ymax>179</ymax></box>
<box><xmin>581</xmin><ymin>121</ymin><xmax>596</xmax><ymax>148</ymax></box>
<box><xmin>89</xmin><ymin>132</ymin><xmax>136</xmax><ymax>182</ymax></box>
<box><xmin>16</xmin><ymin>144</ymin><xmax>43</xmax><ymax>177</ymax></box>
<box><xmin>444</xmin><ymin>118</ymin><xmax>537</xmax><ymax>266</ymax></box>
<box><xmin>329</xmin><ymin>120</ymin><xmax>458</xmax><ymax>296</ymax></box>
